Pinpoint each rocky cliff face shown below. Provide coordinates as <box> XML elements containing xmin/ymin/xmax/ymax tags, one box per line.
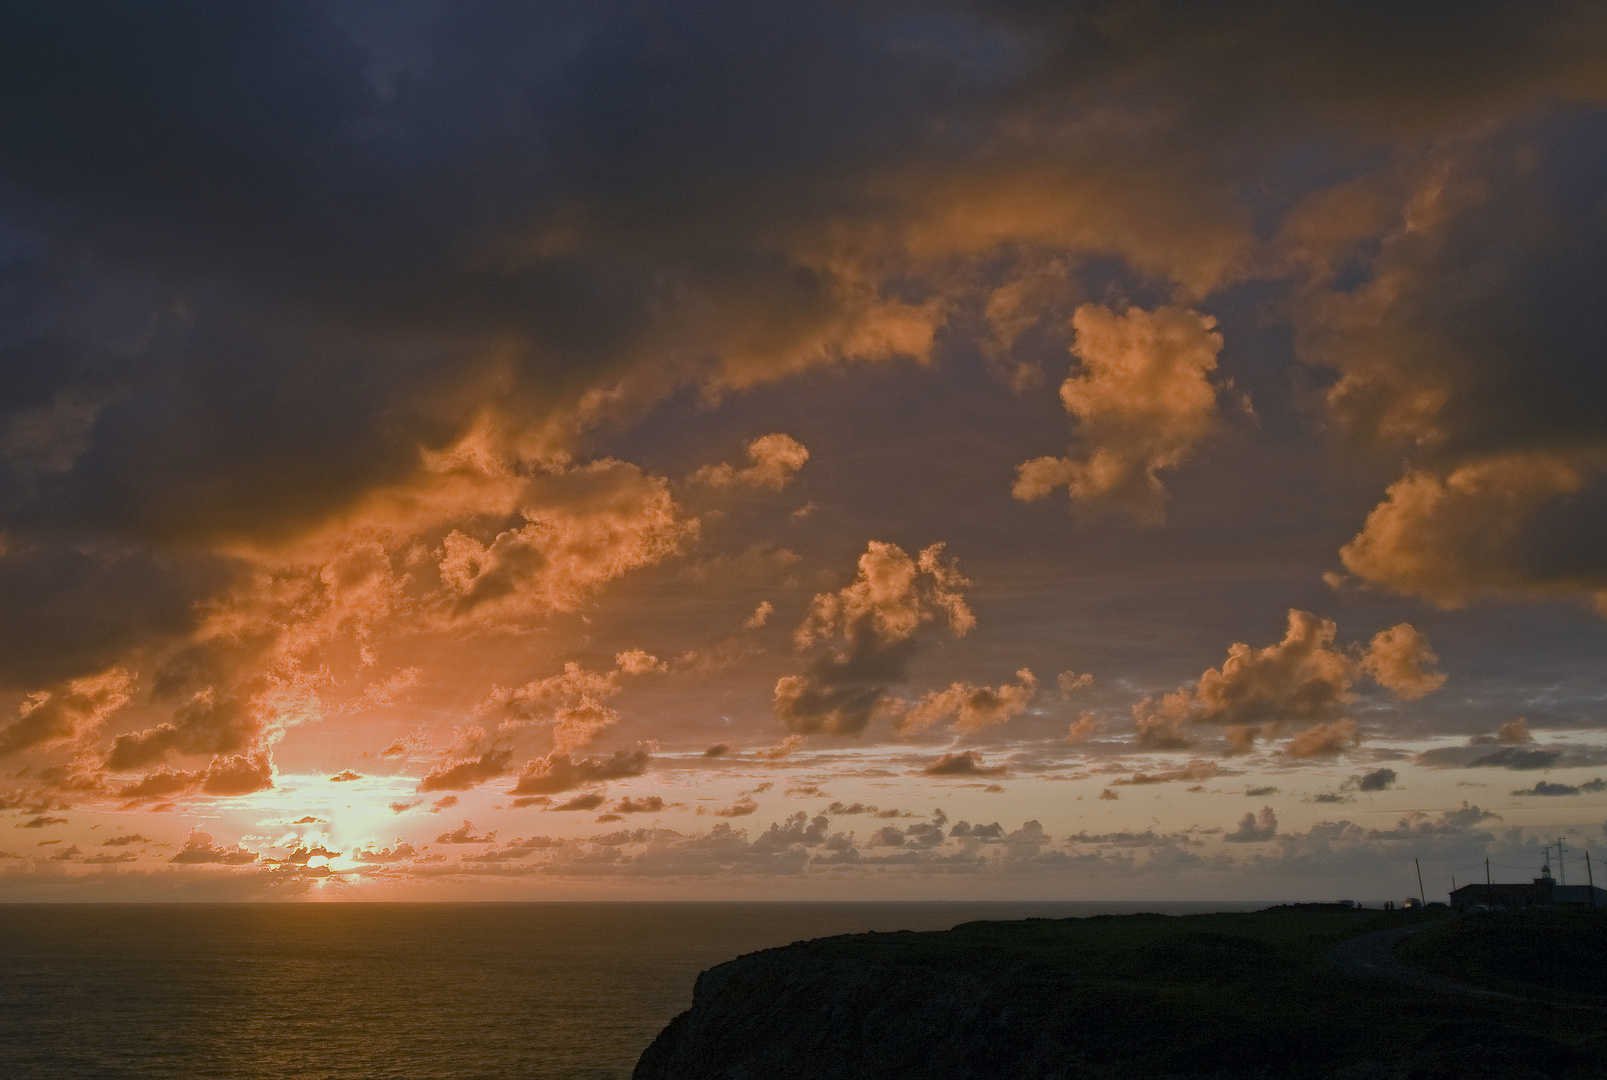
<box><xmin>633</xmin><ymin>910</ymin><xmax>1607</xmax><ymax>1080</ymax></box>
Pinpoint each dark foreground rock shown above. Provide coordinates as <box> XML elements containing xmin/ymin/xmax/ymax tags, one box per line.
<box><xmin>634</xmin><ymin>907</ymin><xmax>1607</xmax><ymax>1080</ymax></box>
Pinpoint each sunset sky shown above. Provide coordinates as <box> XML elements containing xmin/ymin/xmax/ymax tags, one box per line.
<box><xmin>3</xmin><ymin>1</ymin><xmax>1607</xmax><ymax>901</ymax></box>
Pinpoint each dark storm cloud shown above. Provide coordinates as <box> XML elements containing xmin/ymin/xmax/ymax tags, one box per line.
<box><xmin>0</xmin><ymin>0</ymin><xmax>974</xmax><ymax>547</ymax></box>
<box><xmin>0</xmin><ymin>0</ymin><xmax>1604</xmax><ymax>863</ymax></box>
<box><xmin>1309</xmin><ymin>112</ymin><xmax>1607</xmax><ymax>609</ymax></box>
<box><xmin>3</xmin><ymin>0</ymin><xmax>1598</xmax><ymax>537</ymax></box>
<box><xmin>0</xmin><ymin>541</ymin><xmax>230</xmax><ymax>689</ymax></box>
<box><xmin>1307</xmin><ymin>113</ymin><xmax>1607</xmax><ymax>467</ymax></box>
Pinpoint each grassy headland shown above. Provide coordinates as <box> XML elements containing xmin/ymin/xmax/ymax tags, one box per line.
<box><xmin>635</xmin><ymin>905</ymin><xmax>1606</xmax><ymax>1079</ymax></box>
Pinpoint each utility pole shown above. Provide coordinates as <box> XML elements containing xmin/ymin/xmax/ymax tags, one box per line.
<box><xmin>1556</xmin><ymin>838</ymin><xmax>1567</xmax><ymax>885</ymax></box>
<box><xmin>1415</xmin><ymin>857</ymin><xmax>1426</xmax><ymax>907</ymax></box>
<box><xmin>1587</xmin><ymin>850</ymin><xmax>1595</xmax><ymax>908</ymax></box>
<box><xmin>1486</xmin><ymin>857</ymin><xmax>1491</xmax><ymax>886</ymax></box>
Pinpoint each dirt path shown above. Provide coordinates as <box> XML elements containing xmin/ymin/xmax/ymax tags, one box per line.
<box><xmin>1327</xmin><ymin>923</ymin><xmax>1517</xmax><ymax>999</ymax></box>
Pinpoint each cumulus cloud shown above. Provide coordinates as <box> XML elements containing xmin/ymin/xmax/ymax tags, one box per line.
<box><xmin>1357</xmin><ymin>624</ymin><xmax>1446</xmax><ymax>700</ymax></box>
<box><xmin>1133</xmin><ymin>610</ymin><xmax>1443</xmax><ymax>749</ymax></box>
<box><xmin>435</xmin><ymin>821</ymin><xmax>495</xmax><ymax>844</ymax></box>
<box><xmin>169</xmin><ymin>829</ymin><xmax>257</xmax><ymax>865</ymax></box>
<box><xmin>116</xmin><ymin>753</ymin><xmax>274</xmax><ymax>802</ymax></box>
<box><xmin>101</xmin><ymin>833</ymin><xmax>149</xmax><ymax>846</ymax></box>
<box><xmin>1285</xmin><ymin>718</ymin><xmax>1360</xmax><ymax>759</ymax></box>
<box><xmin>1339</xmin><ymin>456</ymin><xmax>1604</xmax><ymax>611</ymax></box>
<box><xmin>691</xmin><ymin>434</ymin><xmax>810</xmax><ymax>491</ymax></box>
<box><xmin>897</xmin><ymin>669</ymin><xmax>1038</xmax><ymax>735</ymax></box>
<box><xmin>614</xmin><ymin>650</ymin><xmax>666</xmax><ymax>676</ymax></box>
<box><xmin>473</xmin><ymin>654</ymin><xmax>655</xmax><ymax>757</ymax></box>
<box><xmin>613</xmin><ymin>796</ymin><xmax>666</xmax><ymax>814</ymax></box>
<box><xmin>921</xmin><ymin>751</ymin><xmax>1006</xmax><ymax>777</ymax></box>
<box><xmin>1014</xmin><ymin>304</ymin><xmax>1232</xmax><ymax>521</ymax></box>
<box><xmin>437</xmin><ymin>460</ymin><xmax>697</xmax><ymax>624</ymax></box>
<box><xmin>755</xmin><ymin>735</ymin><xmax>807</xmax><ymax>761</ymax></box>
<box><xmin>199</xmin><ymin>754</ymin><xmax>276</xmax><ymax>796</ymax></box>
<box><xmin>104</xmin><ymin>688</ymin><xmax>259</xmax><ymax>771</ymax></box>
<box><xmin>1224</xmin><ymin>806</ymin><xmax>1278</xmax><ymax>843</ymax></box>
<box><xmin>1064</xmin><ymin>712</ymin><xmax>1102</xmax><ymax>743</ymax></box>
<box><xmin>1057</xmin><ymin>671</ymin><xmax>1093</xmax><ymax>697</ymax></box>
<box><xmin>508</xmin><ymin>749</ymin><xmax>651</xmax><ymax>796</ymax></box>
<box><xmin>1485</xmin><ymin>718</ymin><xmax>1534</xmax><ymax>745</ymax></box>
<box><xmin>1354</xmin><ymin>768</ymin><xmax>1398</xmax><ymax>792</ymax></box>
<box><xmin>351</xmin><ymin>843</ymin><xmax>417</xmax><ymax>864</ymax></box>
<box><xmin>775</xmin><ymin>541</ymin><xmax>973</xmax><ymax>736</ymax></box>
<box><xmin>419</xmin><ymin>749</ymin><xmax>514</xmax><ymax>793</ymax></box>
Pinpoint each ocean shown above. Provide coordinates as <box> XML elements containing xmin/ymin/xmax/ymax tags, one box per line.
<box><xmin>1</xmin><ymin>901</ymin><xmax>1264</xmax><ymax>1079</ymax></box>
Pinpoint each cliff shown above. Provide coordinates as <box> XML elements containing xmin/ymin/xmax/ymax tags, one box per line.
<box><xmin>634</xmin><ymin>907</ymin><xmax>1607</xmax><ymax>1080</ymax></box>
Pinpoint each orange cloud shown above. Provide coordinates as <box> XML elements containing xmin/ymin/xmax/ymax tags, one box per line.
<box><xmin>473</xmin><ymin>652</ymin><xmax>659</xmax><ymax>756</ymax></box>
<box><xmin>921</xmin><ymin>751</ymin><xmax>1007</xmax><ymax>777</ymax></box>
<box><xmin>1358</xmin><ymin>624</ymin><xmax>1446</xmax><ymax>700</ymax></box>
<box><xmin>796</xmin><ymin>541</ymin><xmax>973</xmax><ymax>650</ymax></box>
<box><xmin>1014</xmin><ymin>304</ymin><xmax>1233</xmax><ymax>521</ymax></box>
<box><xmin>1284</xmin><ymin>718</ymin><xmax>1360</xmax><ymax>759</ymax></box>
<box><xmin>1134</xmin><ymin>610</ymin><xmax>1444</xmax><ymax>748</ymax></box>
<box><xmin>691</xmin><ymin>434</ymin><xmax>810</xmax><ymax>491</ymax></box>
<box><xmin>438</xmin><ymin>459</ymin><xmax>696</xmax><ymax>623</ymax></box>
<box><xmin>897</xmin><ymin>669</ymin><xmax>1038</xmax><ymax>735</ymax></box>
<box><xmin>0</xmin><ymin>669</ymin><xmax>132</xmax><ymax>758</ymax></box>
<box><xmin>169</xmin><ymin>829</ymin><xmax>258</xmax><ymax>864</ymax></box>
<box><xmin>1340</xmin><ymin>455</ymin><xmax>1604</xmax><ymax>611</ymax></box>
<box><xmin>776</xmin><ymin>541</ymin><xmax>974</xmax><ymax>735</ymax></box>
<box><xmin>419</xmin><ymin>749</ymin><xmax>514</xmax><ymax>793</ymax></box>
<box><xmin>509</xmin><ymin>749</ymin><xmax>651</xmax><ymax>796</ymax></box>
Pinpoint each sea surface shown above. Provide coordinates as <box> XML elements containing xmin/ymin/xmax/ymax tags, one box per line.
<box><xmin>1</xmin><ymin>900</ymin><xmax>1265</xmax><ymax>1079</ymax></box>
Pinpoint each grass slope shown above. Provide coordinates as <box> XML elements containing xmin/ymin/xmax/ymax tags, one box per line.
<box><xmin>1400</xmin><ymin>907</ymin><xmax>1607</xmax><ymax>1003</ymax></box>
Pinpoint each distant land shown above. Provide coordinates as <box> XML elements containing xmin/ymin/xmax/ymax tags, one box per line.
<box><xmin>635</xmin><ymin>906</ymin><xmax>1607</xmax><ymax>1079</ymax></box>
